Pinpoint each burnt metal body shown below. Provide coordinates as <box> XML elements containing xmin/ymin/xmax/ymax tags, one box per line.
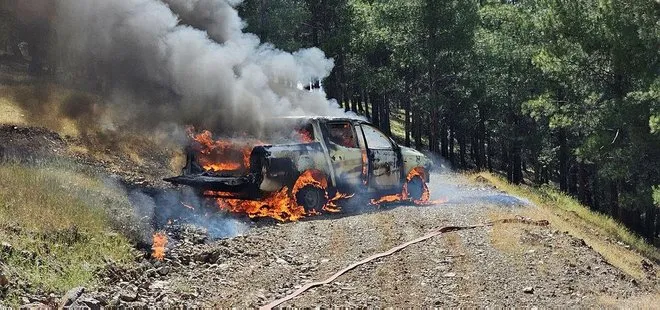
<box><xmin>165</xmin><ymin>117</ymin><xmax>433</xmax><ymax>199</ymax></box>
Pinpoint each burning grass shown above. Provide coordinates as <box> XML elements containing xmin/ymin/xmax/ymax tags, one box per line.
<box><xmin>0</xmin><ymin>161</ymin><xmax>135</xmax><ymax>305</ymax></box>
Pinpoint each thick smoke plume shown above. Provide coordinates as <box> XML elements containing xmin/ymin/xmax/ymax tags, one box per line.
<box><xmin>53</xmin><ymin>0</ymin><xmax>344</xmax><ymax>136</ymax></box>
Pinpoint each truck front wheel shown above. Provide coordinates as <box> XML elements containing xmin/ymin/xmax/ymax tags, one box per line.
<box><xmin>406</xmin><ymin>176</ymin><xmax>425</xmax><ymax>201</ymax></box>
<box><xmin>296</xmin><ymin>186</ymin><xmax>327</xmax><ymax>213</ymax></box>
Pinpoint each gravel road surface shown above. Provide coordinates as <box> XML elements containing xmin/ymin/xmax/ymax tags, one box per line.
<box><xmin>72</xmin><ymin>172</ymin><xmax>656</xmax><ymax>308</ymax></box>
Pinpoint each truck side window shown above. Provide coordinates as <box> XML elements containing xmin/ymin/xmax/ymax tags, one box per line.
<box><xmin>327</xmin><ymin>122</ymin><xmax>358</xmax><ymax>148</ymax></box>
<box><xmin>296</xmin><ymin>123</ymin><xmax>315</xmax><ymax>143</ymax></box>
<box><xmin>362</xmin><ymin>124</ymin><xmax>393</xmax><ymax>149</ymax></box>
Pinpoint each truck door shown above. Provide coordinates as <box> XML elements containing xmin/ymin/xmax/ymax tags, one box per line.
<box><xmin>359</xmin><ymin>123</ymin><xmax>401</xmax><ymax>190</ymax></box>
<box><xmin>324</xmin><ymin>121</ymin><xmax>365</xmax><ymax>188</ymax></box>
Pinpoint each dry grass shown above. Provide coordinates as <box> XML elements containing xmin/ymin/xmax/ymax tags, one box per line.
<box><xmin>0</xmin><ymin>84</ymin><xmax>82</xmax><ymax>138</ymax></box>
<box><xmin>598</xmin><ymin>293</ymin><xmax>660</xmax><ymax>307</ymax></box>
<box><xmin>488</xmin><ymin>210</ymin><xmax>531</xmax><ymax>254</ymax></box>
<box><xmin>0</xmin><ymin>96</ymin><xmax>27</xmax><ymax>125</ymax></box>
<box><xmin>0</xmin><ymin>161</ymin><xmax>135</xmax><ymax>305</ymax></box>
<box><xmin>475</xmin><ymin>172</ymin><xmax>659</xmax><ymax>280</ymax></box>
<box><xmin>0</xmin><ymin>84</ymin><xmax>182</xmax><ymax>174</ymax></box>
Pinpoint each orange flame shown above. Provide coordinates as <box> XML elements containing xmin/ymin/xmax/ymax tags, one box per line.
<box><xmin>370</xmin><ymin>193</ymin><xmax>404</xmax><ymax>205</ymax></box>
<box><xmin>370</xmin><ymin>167</ymin><xmax>446</xmax><ymax>206</ymax></box>
<box><xmin>152</xmin><ymin>232</ymin><xmax>168</xmax><ymax>260</ymax></box>
<box><xmin>214</xmin><ymin>186</ymin><xmax>304</xmax><ymax>222</ymax></box>
<box><xmin>297</xmin><ymin>129</ymin><xmax>314</xmax><ymax>143</ymax></box>
<box><xmin>207</xmin><ymin>170</ymin><xmax>352</xmax><ymax>221</ymax></box>
<box><xmin>325</xmin><ymin>192</ymin><xmax>354</xmax><ymax>213</ymax></box>
<box><xmin>189</xmin><ymin>128</ymin><xmax>261</xmax><ymax>172</ymax></box>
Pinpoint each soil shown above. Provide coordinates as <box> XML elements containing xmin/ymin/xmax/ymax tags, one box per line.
<box><xmin>0</xmin><ymin>124</ymin><xmax>177</xmax><ymax>188</ymax></box>
<box><xmin>1</xmin><ymin>125</ymin><xmax>658</xmax><ymax>308</ymax></box>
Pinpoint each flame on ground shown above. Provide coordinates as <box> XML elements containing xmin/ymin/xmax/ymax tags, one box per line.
<box><xmin>152</xmin><ymin>232</ymin><xmax>168</xmax><ymax>261</ymax></box>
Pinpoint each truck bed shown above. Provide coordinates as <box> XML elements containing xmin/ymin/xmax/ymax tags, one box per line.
<box><xmin>164</xmin><ymin>173</ymin><xmax>259</xmax><ymax>192</ymax></box>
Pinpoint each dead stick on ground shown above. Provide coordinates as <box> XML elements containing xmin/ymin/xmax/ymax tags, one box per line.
<box><xmin>260</xmin><ymin>217</ymin><xmax>549</xmax><ymax>310</ymax></box>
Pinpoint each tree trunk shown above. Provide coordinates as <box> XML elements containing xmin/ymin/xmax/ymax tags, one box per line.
<box><xmin>459</xmin><ymin>133</ymin><xmax>467</xmax><ymax>169</ymax></box>
<box><xmin>558</xmin><ymin>129</ymin><xmax>569</xmax><ymax>192</ymax></box>
<box><xmin>578</xmin><ymin>162</ymin><xmax>593</xmax><ymax>206</ymax></box>
<box><xmin>478</xmin><ymin>113</ymin><xmax>486</xmax><ymax>170</ymax></box>
<box><xmin>404</xmin><ymin>86</ymin><xmax>411</xmax><ymax>147</ymax></box>
<box><xmin>370</xmin><ymin>91</ymin><xmax>380</xmax><ymax>129</ymax></box>
<box><xmin>413</xmin><ymin>107</ymin><xmax>422</xmax><ymax>150</ymax></box>
<box><xmin>449</xmin><ymin>126</ymin><xmax>455</xmax><ymax>166</ymax></box>
<box><xmin>645</xmin><ymin>204</ymin><xmax>656</xmax><ymax>242</ymax></box>
<box><xmin>470</xmin><ymin>133</ymin><xmax>477</xmax><ymax>163</ymax></box>
<box><xmin>610</xmin><ymin>181</ymin><xmax>619</xmax><ymax>219</ymax></box>
<box><xmin>502</xmin><ymin>142</ymin><xmax>510</xmax><ymax>180</ymax></box>
<box><xmin>512</xmin><ymin>138</ymin><xmax>522</xmax><ymax>184</ymax></box>
<box><xmin>365</xmin><ymin>92</ymin><xmax>371</xmax><ymax>120</ymax></box>
<box><xmin>592</xmin><ymin>167</ymin><xmax>601</xmax><ymax>212</ymax></box>
<box><xmin>440</xmin><ymin>122</ymin><xmax>448</xmax><ymax>157</ymax></box>
<box><xmin>430</xmin><ymin>106</ymin><xmax>439</xmax><ymax>153</ymax></box>
<box><xmin>655</xmin><ymin>208</ymin><xmax>660</xmax><ymax>245</ymax></box>
<box><xmin>568</xmin><ymin>163</ymin><xmax>578</xmax><ymax>197</ymax></box>
<box><xmin>484</xmin><ymin>136</ymin><xmax>495</xmax><ymax>172</ymax></box>
<box><xmin>339</xmin><ymin>47</ymin><xmax>348</xmax><ymax>113</ymax></box>
<box><xmin>259</xmin><ymin>0</ymin><xmax>269</xmax><ymax>42</ymax></box>
<box><xmin>358</xmin><ymin>88</ymin><xmax>365</xmax><ymax>114</ymax></box>
<box><xmin>350</xmin><ymin>88</ymin><xmax>358</xmax><ymax>113</ymax></box>
<box><xmin>382</xmin><ymin>94</ymin><xmax>391</xmax><ymax>135</ymax></box>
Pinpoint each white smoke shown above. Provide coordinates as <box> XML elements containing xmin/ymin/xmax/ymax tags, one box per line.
<box><xmin>53</xmin><ymin>0</ymin><xmax>344</xmax><ymax>135</ymax></box>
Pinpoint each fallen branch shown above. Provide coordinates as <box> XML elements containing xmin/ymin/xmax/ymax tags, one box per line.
<box><xmin>260</xmin><ymin>216</ymin><xmax>549</xmax><ymax>309</ymax></box>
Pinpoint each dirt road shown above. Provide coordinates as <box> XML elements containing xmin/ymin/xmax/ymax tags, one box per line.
<box><xmin>76</xmin><ymin>172</ymin><xmax>656</xmax><ymax>308</ymax></box>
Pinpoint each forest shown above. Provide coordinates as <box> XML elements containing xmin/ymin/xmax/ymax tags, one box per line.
<box><xmin>0</xmin><ymin>1</ymin><xmax>658</xmax><ymax>244</ymax></box>
<box><xmin>238</xmin><ymin>0</ymin><xmax>660</xmax><ymax>244</ymax></box>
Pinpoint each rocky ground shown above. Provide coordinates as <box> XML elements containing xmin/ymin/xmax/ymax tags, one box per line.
<box><xmin>24</xmin><ymin>173</ymin><xmax>656</xmax><ymax>309</ymax></box>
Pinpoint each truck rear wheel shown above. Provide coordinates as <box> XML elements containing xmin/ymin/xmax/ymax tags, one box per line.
<box><xmin>296</xmin><ymin>186</ymin><xmax>327</xmax><ymax>213</ymax></box>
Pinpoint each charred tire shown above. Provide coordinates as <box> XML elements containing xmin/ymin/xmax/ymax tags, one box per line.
<box><xmin>406</xmin><ymin>176</ymin><xmax>425</xmax><ymax>201</ymax></box>
<box><xmin>296</xmin><ymin>186</ymin><xmax>327</xmax><ymax>213</ymax></box>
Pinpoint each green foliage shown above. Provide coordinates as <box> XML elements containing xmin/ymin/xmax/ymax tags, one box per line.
<box><xmin>0</xmin><ymin>162</ymin><xmax>135</xmax><ymax>304</ymax></box>
<box><xmin>238</xmin><ymin>0</ymin><xmax>311</xmax><ymax>51</ymax></box>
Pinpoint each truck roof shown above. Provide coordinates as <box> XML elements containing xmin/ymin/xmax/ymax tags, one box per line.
<box><xmin>271</xmin><ymin>115</ymin><xmax>367</xmax><ymax>123</ymax></box>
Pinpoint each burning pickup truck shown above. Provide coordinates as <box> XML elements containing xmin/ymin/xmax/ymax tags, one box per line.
<box><xmin>165</xmin><ymin>117</ymin><xmax>434</xmax><ymax>221</ymax></box>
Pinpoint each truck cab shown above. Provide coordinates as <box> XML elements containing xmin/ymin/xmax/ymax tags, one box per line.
<box><xmin>165</xmin><ymin>117</ymin><xmax>433</xmax><ymax>212</ymax></box>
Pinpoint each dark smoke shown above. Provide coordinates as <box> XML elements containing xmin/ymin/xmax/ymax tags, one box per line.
<box><xmin>51</xmin><ymin>0</ymin><xmax>344</xmax><ymax>136</ymax></box>
<box><xmin>160</xmin><ymin>0</ymin><xmax>244</xmax><ymax>43</ymax></box>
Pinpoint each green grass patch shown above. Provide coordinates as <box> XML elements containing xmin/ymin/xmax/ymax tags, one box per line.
<box><xmin>390</xmin><ymin>108</ymin><xmax>406</xmax><ymax>142</ymax></box>
<box><xmin>0</xmin><ymin>161</ymin><xmax>136</xmax><ymax>305</ymax></box>
<box><xmin>476</xmin><ymin>172</ymin><xmax>660</xmax><ymax>264</ymax></box>
<box><xmin>389</xmin><ymin>108</ymin><xmax>429</xmax><ymax>147</ymax></box>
